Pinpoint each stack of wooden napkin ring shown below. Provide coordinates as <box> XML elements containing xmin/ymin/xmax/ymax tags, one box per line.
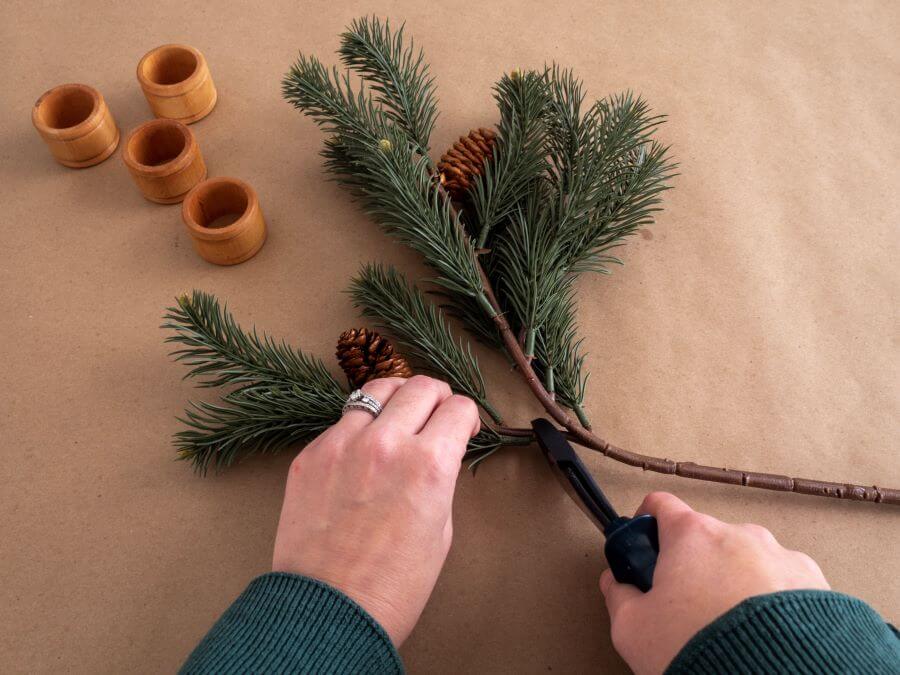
<box><xmin>31</xmin><ymin>44</ymin><xmax>266</xmax><ymax>266</ymax></box>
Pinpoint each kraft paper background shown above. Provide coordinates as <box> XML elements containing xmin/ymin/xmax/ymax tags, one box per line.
<box><xmin>1</xmin><ymin>1</ymin><xmax>898</xmax><ymax>672</ymax></box>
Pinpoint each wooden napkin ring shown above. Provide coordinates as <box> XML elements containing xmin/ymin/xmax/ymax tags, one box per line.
<box><xmin>122</xmin><ymin>119</ymin><xmax>207</xmax><ymax>204</ymax></box>
<box><xmin>137</xmin><ymin>44</ymin><xmax>217</xmax><ymax>124</ymax></box>
<box><xmin>32</xmin><ymin>83</ymin><xmax>119</xmax><ymax>168</ymax></box>
<box><xmin>182</xmin><ymin>177</ymin><xmax>267</xmax><ymax>265</ymax></box>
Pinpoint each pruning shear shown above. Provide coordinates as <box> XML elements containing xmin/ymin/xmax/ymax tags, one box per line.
<box><xmin>532</xmin><ymin>418</ymin><xmax>660</xmax><ymax>592</ymax></box>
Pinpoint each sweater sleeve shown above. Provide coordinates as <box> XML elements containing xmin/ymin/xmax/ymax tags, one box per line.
<box><xmin>666</xmin><ymin>590</ymin><xmax>899</xmax><ymax>674</ymax></box>
<box><xmin>180</xmin><ymin>572</ymin><xmax>403</xmax><ymax>675</ymax></box>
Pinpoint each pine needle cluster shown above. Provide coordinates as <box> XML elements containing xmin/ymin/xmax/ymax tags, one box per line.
<box><xmin>164</xmin><ymin>16</ymin><xmax>673</xmax><ymax>471</ymax></box>
<box><xmin>163</xmin><ymin>291</ymin><xmax>347</xmax><ymax>473</ymax></box>
<box><xmin>348</xmin><ymin>264</ymin><xmax>502</xmax><ymax>423</ymax></box>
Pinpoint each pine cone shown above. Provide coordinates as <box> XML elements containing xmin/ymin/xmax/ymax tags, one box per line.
<box><xmin>336</xmin><ymin>328</ymin><xmax>413</xmax><ymax>388</ymax></box>
<box><xmin>438</xmin><ymin>127</ymin><xmax>497</xmax><ymax>201</ymax></box>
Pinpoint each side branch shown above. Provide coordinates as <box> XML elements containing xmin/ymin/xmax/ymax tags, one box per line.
<box><xmin>436</xmin><ymin>157</ymin><xmax>898</xmax><ymax>506</ymax></box>
<box><xmin>498</xmin><ymin>427</ymin><xmax>899</xmax><ymax>505</ymax></box>
<box><xmin>482</xmin><ymin>271</ymin><xmax>899</xmax><ymax>506</ymax></box>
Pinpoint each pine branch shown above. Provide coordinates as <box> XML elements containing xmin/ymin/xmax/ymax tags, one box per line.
<box><xmin>163</xmin><ymin>291</ymin><xmax>348</xmax><ymax>472</ymax></box>
<box><xmin>492</xmin><ymin>189</ymin><xmax>568</xmax><ymax>358</ymax></box>
<box><xmin>283</xmin><ymin>30</ymin><xmax>499</xmax><ymax>384</ymax></box>
<box><xmin>435</xmin><ymin>291</ymin><xmax>503</xmax><ymax>348</ymax></box>
<box><xmin>543</xmin><ymin>76</ymin><xmax>676</xmax><ymax>271</ymax></box>
<box><xmin>534</xmin><ymin>285</ymin><xmax>590</xmax><ymax>428</ymax></box>
<box><xmin>487</xmin><ymin>68</ymin><xmax>675</xmax><ymax>421</ymax></box>
<box><xmin>175</xmin><ymin>385</ymin><xmax>344</xmax><ymax>474</ymax></box>
<box><xmin>463</xmin><ymin>426</ymin><xmax>531</xmax><ymax>470</ymax></box>
<box><xmin>284</xmin><ymin>42</ymin><xmax>488</xmax><ymax>308</ymax></box>
<box><xmin>174</xmin><ymin>381</ymin><xmax>513</xmax><ymax>475</ymax></box>
<box><xmin>163</xmin><ymin>291</ymin><xmax>345</xmax><ymax>393</ymax></box>
<box><xmin>542</xmin><ymin>65</ymin><xmax>589</xmax><ymax>177</ymax></box>
<box><xmin>346</xmin><ymin>129</ymin><xmax>491</xmax><ymax>302</ymax></box>
<box><xmin>282</xmin><ymin>54</ymin><xmax>386</xmax><ymax>144</ymax></box>
<box><xmin>349</xmin><ymin>263</ymin><xmax>502</xmax><ymax>423</ymax></box>
<box><xmin>339</xmin><ymin>16</ymin><xmax>438</xmax><ymax>151</ymax></box>
<box><xmin>563</xmin><ymin>138</ymin><xmax>675</xmax><ymax>274</ymax></box>
<box><xmin>432</xmin><ymin>182</ymin><xmax>503</xmax><ymax>352</ymax></box>
<box><xmin>469</xmin><ymin>69</ymin><xmax>549</xmax><ymax>248</ymax></box>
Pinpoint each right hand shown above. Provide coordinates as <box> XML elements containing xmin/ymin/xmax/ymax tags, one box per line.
<box><xmin>600</xmin><ymin>492</ymin><xmax>830</xmax><ymax>675</ymax></box>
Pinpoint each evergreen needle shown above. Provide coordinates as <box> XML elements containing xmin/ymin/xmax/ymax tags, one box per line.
<box><xmin>349</xmin><ymin>264</ymin><xmax>502</xmax><ymax>424</ymax></box>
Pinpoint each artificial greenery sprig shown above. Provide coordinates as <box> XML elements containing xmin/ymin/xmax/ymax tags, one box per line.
<box><xmin>164</xmin><ymin>290</ymin><xmax>518</xmax><ymax>471</ymax></box>
<box><xmin>348</xmin><ymin>263</ymin><xmax>502</xmax><ymax>424</ymax></box>
<box><xmin>284</xmin><ymin>70</ymin><xmax>491</xmax><ymax>309</ymax></box>
<box><xmin>483</xmin><ymin>67</ymin><xmax>675</xmax><ymax>413</ymax></box>
<box><xmin>338</xmin><ymin>16</ymin><xmax>438</xmax><ymax>152</ymax></box>
<box><xmin>163</xmin><ymin>291</ymin><xmax>347</xmax><ymax>472</ymax></box>
<box><xmin>469</xmin><ymin>69</ymin><xmax>549</xmax><ymax>248</ymax></box>
<box><xmin>163</xmin><ymin>291</ymin><xmax>343</xmax><ymax>393</ymax></box>
<box><xmin>492</xmin><ymin>188</ymin><xmax>570</xmax><ymax>361</ymax></box>
<box><xmin>162</xmin><ymin>16</ymin><xmax>899</xmax><ymax>505</ymax></box>
<box><xmin>533</xmin><ymin>284</ymin><xmax>590</xmax><ymax>426</ymax></box>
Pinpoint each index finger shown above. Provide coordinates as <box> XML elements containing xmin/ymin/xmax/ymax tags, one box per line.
<box><xmin>418</xmin><ymin>394</ymin><xmax>481</xmax><ymax>457</ymax></box>
<box><xmin>635</xmin><ymin>491</ymin><xmax>694</xmax><ymax>520</ymax></box>
<box><xmin>634</xmin><ymin>491</ymin><xmax>695</xmax><ymax>548</ymax></box>
<box><xmin>372</xmin><ymin>375</ymin><xmax>452</xmax><ymax>435</ymax></box>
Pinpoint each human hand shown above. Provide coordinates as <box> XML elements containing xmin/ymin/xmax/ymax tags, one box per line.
<box><xmin>600</xmin><ymin>492</ymin><xmax>830</xmax><ymax>674</ymax></box>
<box><xmin>272</xmin><ymin>375</ymin><xmax>480</xmax><ymax>646</ymax></box>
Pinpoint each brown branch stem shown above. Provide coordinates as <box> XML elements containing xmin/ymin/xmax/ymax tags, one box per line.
<box><xmin>482</xmin><ymin>268</ymin><xmax>899</xmax><ymax>505</ymax></box>
<box><xmin>496</xmin><ymin>424</ymin><xmax>900</xmax><ymax>505</ymax></box>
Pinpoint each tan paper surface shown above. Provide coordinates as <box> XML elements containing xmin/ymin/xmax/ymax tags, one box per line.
<box><xmin>2</xmin><ymin>1</ymin><xmax>898</xmax><ymax>672</ymax></box>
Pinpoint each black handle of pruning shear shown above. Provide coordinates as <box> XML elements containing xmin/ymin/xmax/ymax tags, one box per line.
<box><xmin>531</xmin><ymin>418</ymin><xmax>659</xmax><ymax>592</ymax></box>
<box><xmin>602</xmin><ymin>515</ymin><xmax>659</xmax><ymax>593</ymax></box>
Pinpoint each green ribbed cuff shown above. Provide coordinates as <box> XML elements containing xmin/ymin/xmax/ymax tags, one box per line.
<box><xmin>666</xmin><ymin>590</ymin><xmax>899</xmax><ymax>674</ymax></box>
<box><xmin>180</xmin><ymin>572</ymin><xmax>403</xmax><ymax>675</ymax></box>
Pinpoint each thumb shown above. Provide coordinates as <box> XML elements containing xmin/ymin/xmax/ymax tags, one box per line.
<box><xmin>599</xmin><ymin>568</ymin><xmax>643</xmax><ymax>621</ymax></box>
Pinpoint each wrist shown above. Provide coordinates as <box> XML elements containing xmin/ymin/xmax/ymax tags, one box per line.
<box><xmin>667</xmin><ymin>590</ymin><xmax>898</xmax><ymax>674</ymax></box>
<box><xmin>181</xmin><ymin>572</ymin><xmax>403</xmax><ymax>674</ymax></box>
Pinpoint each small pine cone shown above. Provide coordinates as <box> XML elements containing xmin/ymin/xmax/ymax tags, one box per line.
<box><xmin>336</xmin><ymin>328</ymin><xmax>413</xmax><ymax>389</ymax></box>
<box><xmin>438</xmin><ymin>127</ymin><xmax>497</xmax><ymax>201</ymax></box>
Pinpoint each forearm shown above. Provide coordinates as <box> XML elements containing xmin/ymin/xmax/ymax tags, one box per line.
<box><xmin>180</xmin><ymin>573</ymin><xmax>403</xmax><ymax>675</ymax></box>
<box><xmin>667</xmin><ymin>590</ymin><xmax>899</xmax><ymax>674</ymax></box>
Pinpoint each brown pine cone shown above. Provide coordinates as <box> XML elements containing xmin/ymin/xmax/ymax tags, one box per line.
<box><xmin>336</xmin><ymin>328</ymin><xmax>413</xmax><ymax>388</ymax></box>
<box><xmin>438</xmin><ymin>127</ymin><xmax>497</xmax><ymax>201</ymax></box>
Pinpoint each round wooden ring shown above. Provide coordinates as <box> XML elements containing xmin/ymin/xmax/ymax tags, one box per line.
<box><xmin>182</xmin><ymin>177</ymin><xmax>267</xmax><ymax>265</ymax></box>
<box><xmin>122</xmin><ymin>119</ymin><xmax>207</xmax><ymax>204</ymax></box>
<box><xmin>137</xmin><ymin>44</ymin><xmax>217</xmax><ymax>124</ymax></box>
<box><xmin>32</xmin><ymin>83</ymin><xmax>119</xmax><ymax>168</ymax></box>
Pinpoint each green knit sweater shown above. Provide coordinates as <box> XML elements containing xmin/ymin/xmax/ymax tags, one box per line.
<box><xmin>181</xmin><ymin>573</ymin><xmax>899</xmax><ymax>674</ymax></box>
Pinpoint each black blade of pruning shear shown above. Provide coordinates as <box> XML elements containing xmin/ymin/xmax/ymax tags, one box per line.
<box><xmin>531</xmin><ymin>418</ymin><xmax>660</xmax><ymax>592</ymax></box>
<box><xmin>531</xmin><ymin>418</ymin><xmax>619</xmax><ymax>529</ymax></box>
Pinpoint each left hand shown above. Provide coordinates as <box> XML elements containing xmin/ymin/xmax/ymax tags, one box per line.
<box><xmin>271</xmin><ymin>375</ymin><xmax>481</xmax><ymax>646</ymax></box>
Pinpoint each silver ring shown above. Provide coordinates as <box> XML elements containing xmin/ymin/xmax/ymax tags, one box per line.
<box><xmin>342</xmin><ymin>389</ymin><xmax>383</xmax><ymax>418</ymax></box>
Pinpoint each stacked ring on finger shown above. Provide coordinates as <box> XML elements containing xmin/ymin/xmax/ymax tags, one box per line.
<box><xmin>342</xmin><ymin>389</ymin><xmax>384</xmax><ymax>418</ymax></box>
